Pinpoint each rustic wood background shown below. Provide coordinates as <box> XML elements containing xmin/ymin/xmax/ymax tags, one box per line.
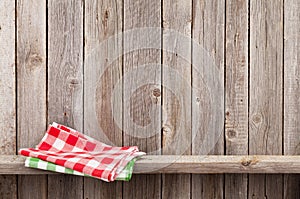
<box><xmin>0</xmin><ymin>0</ymin><xmax>299</xmax><ymax>198</ymax></box>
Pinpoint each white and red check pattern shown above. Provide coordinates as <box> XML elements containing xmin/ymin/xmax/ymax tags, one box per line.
<box><xmin>19</xmin><ymin>123</ymin><xmax>145</xmax><ymax>182</ymax></box>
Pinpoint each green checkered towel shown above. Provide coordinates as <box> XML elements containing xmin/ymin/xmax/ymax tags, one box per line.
<box><xmin>25</xmin><ymin>157</ymin><xmax>136</xmax><ymax>181</ymax></box>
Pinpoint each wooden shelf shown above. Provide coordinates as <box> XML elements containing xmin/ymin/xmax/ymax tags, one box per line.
<box><xmin>0</xmin><ymin>155</ymin><xmax>299</xmax><ymax>175</ymax></box>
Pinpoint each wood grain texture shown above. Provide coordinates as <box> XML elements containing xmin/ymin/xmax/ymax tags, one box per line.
<box><xmin>0</xmin><ymin>1</ymin><xmax>299</xmax><ymax>198</ymax></box>
<box><xmin>249</xmin><ymin>0</ymin><xmax>284</xmax><ymax>198</ymax></box>
<box><xmin>225</xmin><ymin>0</ymin><xmax>248</xmax><ymax>198</ymax></box>
<box><xmin>192</xmin><ymin>0</ymin><xmax>225</xmax><ymax>198</ymax></box>
<box><xmin>284</xmin><ymin>0</ymin><xmax>300</xmax><ymax>198</ymax></box>
<box><xmin>162</xmin><ymin>0</ymin><xmax>192</xmax><ymax>198</ymax></box>
<box><xmin>123</xmin><ymin>0</ymin><xmax>161</xmax><ymax>198</ymax></box>
<box><xmin>0</xmin><ymin>0</ymin><xmax>17</xmax><ymax>198</ymax></box>
<box><xmin>2</xmin><ymin>155</ymin><xmax>300</xmax><ymax>174</ymax></box>
<box><xmin>16</xmin><ymin>1</ymin><xmax>47</xmax><ymax>198</ymax></box>
<box><xmin>84</xmin><ymin>0</ymin><xmax>123</xmax><ymax>198</ymax></box>
<box><xmin>48</xmin><ymin>0</ymin><xmax>84</xmax><ymax>198</ymax></box>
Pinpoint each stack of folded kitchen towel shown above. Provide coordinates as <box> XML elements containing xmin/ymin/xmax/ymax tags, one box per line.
<box><xmin>19</xmin><ymin>122</ymin><xmax>145</xmax><ymax>182</ymax></box>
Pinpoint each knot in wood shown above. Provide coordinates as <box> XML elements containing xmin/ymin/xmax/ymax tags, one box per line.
<box><xmin>104</xmin><ymin>10</ymin><xmax>109</xmax><ymax>20</ymax></box>
<box><xmin>152</xmin><ymin>88</ymin><xmax>161</xmax><ymax>97</ymax></box>
<box><xmin>69</xmin><ymin>79</ymin><xmax>79</xmax><ymax>85</ymax></box>
<box><xmin>162</xmin><ymin>126</ymin><xmax>171</xmax><ymax>133</ymax></box>
<box><xmin>26</xmin><ymin>53</ymin><xmax>43</xmax><ymax>69</ymax></box>
<box><xmin>241</xmin><ymin>156</ymin><xmax>258</xmax><ymax>167</ymax></box>
<box><xmin>241</xmin><ymin>159</ymin><xmax>252</xmax><ymax>166</ymax></box>
<box><xmin>68</xmin><ymin>78</ymin><xmax>80</xmax><ymax>88</ymax></box>
<box><xmin>252</xmin><ymin>113</ymin><xmax>262</xmax><ymax>124</ymax></box>
<box><xmin>226</xmin><ymin>130</ymin><xmax>236</xmax><ymax>139</ymax></box>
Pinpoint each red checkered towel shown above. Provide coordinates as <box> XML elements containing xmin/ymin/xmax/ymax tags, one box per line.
<box><xmin>19</xmin><ymin>123</ymin><xmax>145</xmax><ymax>182</ymax></box>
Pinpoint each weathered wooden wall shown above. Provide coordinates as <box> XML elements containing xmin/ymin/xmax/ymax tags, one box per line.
<box><xmin>0</xmin><ymin>0</ymin><xmax>299</xmax><ymax>198</ymax></box>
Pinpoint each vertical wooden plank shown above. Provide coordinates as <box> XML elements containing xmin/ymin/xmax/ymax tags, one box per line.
<box><xmin>123</xmin><ymin>0</ymin><xmax>161</xmax><ymax>198</ymax></box>
<box><xmin>48</xmin><ymin>0</ymin><xmax>83</xmax><ymax>198</ymax></box>
<box><xmin>0</xmin><ymin>0</ymin><xmax>17</xmax><ymax>198</ymax></box>
<box><xmin>192</xmin><ymin>0</ymin><xmax>225</xmax><ymax>198</ymax></box>
<box><xmin>162</xmin><ymin>0</ymin><xmax>191</xmax><ymax>198</ymax></box>
<box><xmin>225</xmin><ymin>0</ymin><xmax>248</xmax><ymax>198</ymax></box>
<box><xmin>16</xmin><ymin>0</ymin><xmax>47</xmax><ymax>198</ymax></box>
<box><xmin>284</xmin><ymin>0</ymin><xmax>300</xmax><ymax>198</ymax></box>
<box><xmin>84</xmin><ymin>0</ymin><xmax>123</xmax><ymax>198</ymax></box>
<box><xmin>249</xmin><ymin>0</ymin><xmax>283</xmax><ymax>198</ymax></box>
